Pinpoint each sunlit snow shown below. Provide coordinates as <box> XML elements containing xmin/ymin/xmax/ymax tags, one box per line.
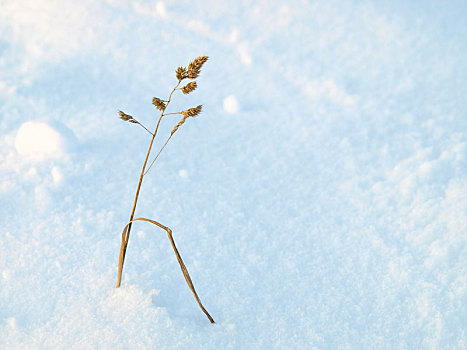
<box><xmin>0</xmin><ymin>0</ymin><xmax>466</xmax><ymax>349</ymax></box>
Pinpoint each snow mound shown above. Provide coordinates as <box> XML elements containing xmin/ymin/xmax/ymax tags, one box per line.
<box><xmin>15</xmin><ymin>121</ymin><xmax>66</xmax><ymax>162</ymax></box>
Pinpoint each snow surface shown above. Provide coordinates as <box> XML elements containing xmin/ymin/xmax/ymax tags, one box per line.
<box><xmin>0</xmin><ymin>0</ymin><xmax>466</xmax><ymax>349</ymax></box>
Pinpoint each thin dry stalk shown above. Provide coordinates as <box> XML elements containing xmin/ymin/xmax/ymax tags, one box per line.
<box><xmin>144</xmin><ymin>106</ymin><xmax>202</xmax><ymax>176</ymax></box>
<box><xmin>115</xmin><ymin>56</ymin><xmax>213</xmax><ymax>323</ymax></box>
<box><xmin>117</xmin><ymin>80</ymin><xmax>180</xmax><ymax>288</ymax></box>
<box><xmin>121</xmin><ymin>218</ymin><xmax>215</xmax><ymax>324</ymax></box>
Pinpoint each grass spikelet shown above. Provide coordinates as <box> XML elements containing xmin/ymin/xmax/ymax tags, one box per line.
<box><xmin>176</xmin><ymin>66</ymin><xmax>188</xmax><ymax>80</ymax></box>
<box><xmin>181</xmin><ymin>104</ymin><xmax>202</xmax><ymax>117</ymax></box>
<box><xmin>119</xmin><ymin>110</ymin><xmax>134</xmax><ymax>121</ymax></box>
<box><xmin>118</xmin><ymin>111</ymin><xmax>152</xmax><ymax>134</ymax></box>
<box><xmin>170</xmin><ymin>115</ymin><xmax>188</xmax><ymax>136</ymax></box>
<box><xmin>152</xmin><ymin>97</ymin><xmax>166</xmax><ymax>111</ymax></box>
<box><xmin>181</xmin><ymin>81</ymin><xmax>197</xmax><ymax>94</ymax></box>
<box><xmin>170</xmin><ymin>105</ymin><xmax>202</xmax><ymax>135</ymax></box>
<box><xmin>187</xmin><ymin>56</ymin><xmax>208</xmax><ymax>79</ymax></box>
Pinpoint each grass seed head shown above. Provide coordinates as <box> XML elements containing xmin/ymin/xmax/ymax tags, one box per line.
<box><xmin>171</xmin><ymin>105</ymin><xmax>202</xmax><ymax>136</ymax></box>
<box><xmin>119</xmin><ymin>110</ymin><xmax>134</xmax><ymax>121</ymax></box>
<box><xmin>187</xmin><ymin>56</ymin><xmax>208</xmax><ymax>79</ymax></box>
<box><xmin>181</xmin><ymin>104</ymin><xmax>202</xmax><ymax>117</ymax></box>
<box><xmin>171</xmin><ymin>115</ymin><xmax>188</xmax><ymax>135</ymax></box>
<box><xmin>152</xmin><ymin>97</ymin><xmax>166</xmax><ymax>111</ymax></box>
<box><xmin>181</xmin><ymin>81</ymin><xmax>197</xmax><ymax>94</ymax></box>
<box><xmin>176</xmin><ymin>66</ymin><xmax>188</xmax><ymax>81</ymax></box>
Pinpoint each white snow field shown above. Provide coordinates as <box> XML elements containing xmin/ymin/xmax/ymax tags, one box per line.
<box><xmin>0</xmin><ymin>0</ymin><xmax>466</xmax><ymax>349</ymax></box>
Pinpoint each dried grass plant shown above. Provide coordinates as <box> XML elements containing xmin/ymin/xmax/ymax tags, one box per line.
<box><xmin>116</xmin><ymin>56</ymin><xmax>214</xmax><ymax>323</ymax></box>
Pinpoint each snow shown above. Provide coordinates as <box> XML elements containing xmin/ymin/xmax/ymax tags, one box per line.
<box><xmin>15</xmin><ymin>122</ymin><xmax>66</xmax><ymax>162</ymax></box>
<box><xmin>223</xmin><ymin>95</ymin><xmax>239</xmax><ymax>114</ymax></box>
<box><xmin>1</xmin><ymin>0</ymin><xmax>466</xmax><ymax>349</ymax></box>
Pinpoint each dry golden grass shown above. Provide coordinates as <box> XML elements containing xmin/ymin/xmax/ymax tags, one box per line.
<box><xmin>116</xmin><ymin>56</ymin><xmax>214</xmax><ymax>323</ymax></box>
